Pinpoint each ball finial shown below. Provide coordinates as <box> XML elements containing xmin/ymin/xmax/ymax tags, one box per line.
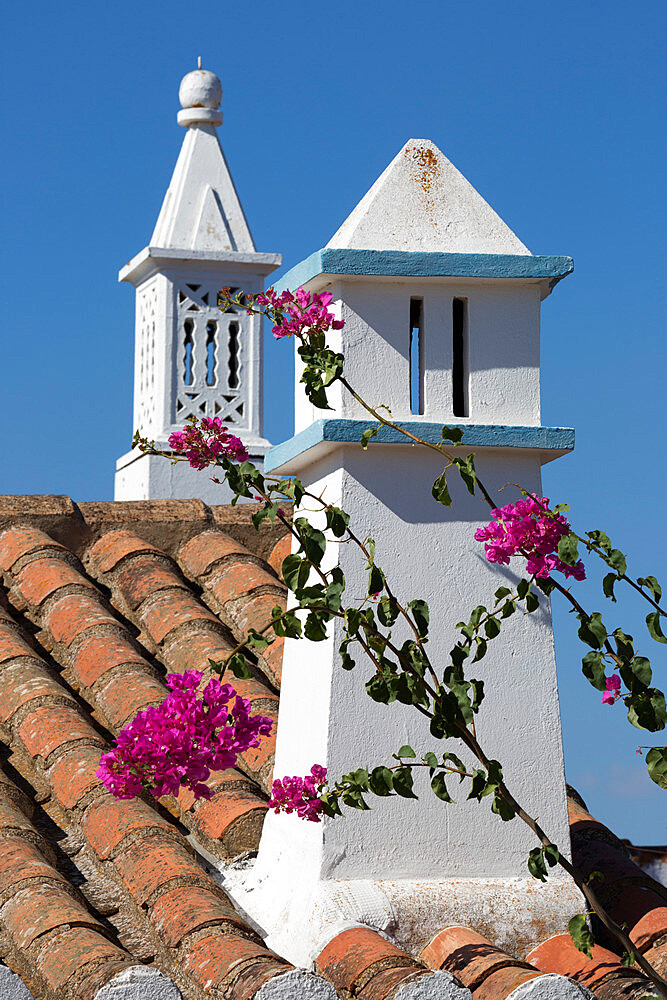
<box><xmin>177</xmin><ymin>60</ymin><xmax>223</xmax><ymax>128</ymax></box>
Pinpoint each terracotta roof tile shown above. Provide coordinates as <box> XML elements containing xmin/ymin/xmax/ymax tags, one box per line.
<box><xmin>45</xmin><ymin>592</ymin><xmax>122</xmax><ymax>646</ymax></box>
<box><xmin>87</xmin><ymin>529</ymin><xmax>163</xmax><ymax>573</ymax></box>
<box><xmin>421</xmin><ymin>926</ymin><xmax>536</xmax><ymax>992</ymax></box>
<box><xmin>527</xmin><ymin>934</ymin><xmax>653</xmax><ymax>998</ymax></box>
<box><xmin>267</xmin><ymin>532</ymin><xmax>291</xmax><ymax>577</ymax></box>
<box><xmin>3</xmin><ymin>495</ymin><xmax>665</xmax><ymax>998</ymax></box>
<box><xmin>13</xmin><ymin>553</ymin><xmax>96</xmax><ymax>608</ymax></box>
<box><xmin>182</xmin><ymin>932</ymin><xmax>289</xmax><ymax>993</ymax></box>
<box><xmin>151</xmin><ymin>883</ymin><xmax>246</xmax><ymax>946</ymax></box>
<box><xmin>0</xmin><ymin>525</ymin><xmax>66</xmax><ymax>571</ymax></box>
<box><xmin>316</xmin><ymin>926</ymin><xmax>423</xmax><ymax>994</ymax></box>
<box><xmin>568</xmin><ymin>790</ymin><xmax>667</xmax><ymax>969</ymax></box>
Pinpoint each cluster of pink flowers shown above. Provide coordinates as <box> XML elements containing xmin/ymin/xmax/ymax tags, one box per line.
<box><xmin>97</xmin><ymin>671</ymin><xmax>273</xmax><ymax>801</ymax></box>
<box><xmin>268</xmin><ymin>765</ymin><xmax>328</xmax><ymax>822</ymax></box>
<box><xmin>474</xmin><ymin>495</ymin><xmax>586</xmax><ymax>580</ymax></box>
<box><xmin>256</xmin><ymin>287</ymin><xmax>345</xmax><ymax>340</ymax></box>
<box><xmin>602</xmin><ymin>673</ymin><xmax>621</xmax><ymax>705</ymax></box>
<box><xmin>168</xmin><ymin>416</ymin><xmax>248</xmax><ymax>470</ymax></box>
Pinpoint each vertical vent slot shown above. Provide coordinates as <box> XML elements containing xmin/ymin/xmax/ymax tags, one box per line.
<box><xmin>452</xmin><ymin>298</ymin><xmax>468</xmax><ymax>417</ymax></box>
<box><xmin>228</xmin><ymin>322</ymin><xmax>240</xmax><ymax>388</ymax></box>
<box><xmin>206</xmin><ymin>321</ymin><xmax>217</xmax><ymax>385</ymax></box>
<box><xmin>409</xmin><ymin>298</ymin><xmax>423</xmax><ymax>415</ymax></box>
<box><xmin>183</xmin><ymin>318</ymin><xmax>194</xmax><ymax>386</ymax></box>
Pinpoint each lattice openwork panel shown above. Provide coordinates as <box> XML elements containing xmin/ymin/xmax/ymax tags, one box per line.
<box><xmin>135</xmin><ymin>281</ymin><xmax>158</xmax><ymax>435</ymax></box>
<box><xmin>174</xmin><ymin>283</ymin><xmax>247</xmax><ymax>426</ymax></box>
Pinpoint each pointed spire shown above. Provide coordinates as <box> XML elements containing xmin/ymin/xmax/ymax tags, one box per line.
<box><xmin>150</xmin><ymin>63</ymin><xmax>255</xmax><ymax>252</ymax></box>
<box><xmin>327</xmin><ymin>139</ymin><xmax>530</xmax><ymax>255</ymax></box>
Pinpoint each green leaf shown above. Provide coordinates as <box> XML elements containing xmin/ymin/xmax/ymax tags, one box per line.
<box><xmin>472</xmin><ymin>638</ymin><xmax>487</xmax><ymax>663</ymax></box>
<box><xmin>398</xmin><ymin>745</ymin><xmax>416</xmax><ymax>758</ymax></box>
<box><xmin>646</xmin><ymin>611</ymin><xmax>667</xmax><ymax>644</ymax></box>
<box><xmin>602</xmin><ymin>572</ymin><xmax>618</xmax><ymax>602</ymax></box>
<box><xmin>247</xmin><ymin>628</ymin><xmax>271</xmax><ymax>649</ymax></box>
<box><xmin>293</xmin><ymin>518</ymin><xmax>327</xmax><ymax>567</ymax></box>
<box><xmin>227</xmin><ymin>653</ymin><xmax>254</xmax><ymax>679</ymax></box>
<box><xmin>432</xmin><ymin>470</ymin><xmax>452</xmax><ymax>507</ymax></box>
<box><xmin>484</xmin><ymin>617</ymin><xmax>501</xmax><ymax>639</ymax></box>
<box><xmin>525</xmin><ymin>592</ymin><xmax>539</xmax><ymax>613</ymax></box>
<box><xmin>378</xmin><ymin>596</ymin><xmax>399</xmax><ymax>628</ymax></box>
<box><xmin>423</xmin><ymin>751</ymin><xmax>439</xmax><ymax>769</ymax></box>
<box><xmin>393</xmin><ymin>767</ymin><xmax>418</xmax><ymax>798</ymax></box>
<box><xmin>494</xmin><ymin>586</ymin><xmax>511</xmax><ymax>603</ymax></box>
<box><xmin>638</xmin><ymin>576</ymin><xmax>662</xmax><ymax>602</ymax></box>
<box><xmin>325</xmin><ymin>505</ymin><xmax>350</xmax><ymax>538</ymax></box>
<box><xmin>431</xmin><ymin>771</ymin><xmax>454</xmax><ymax>802</ymax></box>
<box><xmin>623</xmin><ymin>656</ymin><xmax>652</xmax><ymax>689</ymax></box>
<box><xmin>361</xmin><ymin>426</ymin><xmax>378</xmax><ymax>450</ymax></box>
<box><xmin>467</xmin><ymin>769</ymin><xmax>488</xmax><ymax>800</ymax></box>
<box><xmin>557</xmin><ymin>532</ymin><xmax>580</xmax><ymax>568</ymax></box>
<box><xmin>627</xmin><ymin>689</ymin><xmax>667</xmax><ymax>732</ymax></box>
<box><xmin>577</xmin><ymin>612</ymin><xmax>607</xmax><ymax>650</ymax></box>
<box><xmin>441</xmin><ymin>426</ymin><xmax>464</xmax><ymax>444</ymax></box>
<box><xmin>646</xmin><ymin>747</ymin><xmax>667</xmax><ymax>789</ymax></box>
<box><xmin>442</xmin><ymin>752</ymin><xmax>466</xmax><ymax>780</ymax></box>
<box><xmin>282</xmin><ymin>553</ymin><xmax>311</xmax><ymax>593</ymax></box>
<box><xmin>491</xmin><ymin>791</ymin><xmax>515</xmax><ymax>821</ymax></box>
<box><xmin>453</xmin><ymin>454</ymin><xmax>477</xmax><ymax>496</ymax></box>
<box><xmin>568</xmin><ymin>914</ymin><xmax>594</xmax><ymax>959</ymax></box>
<box><xmin>366</xmin><ymin>671</ymin><xmax>394</xmax><ymax>704</ymax></box>
<box><xmin>368</xmin><ymin>564</ymin><xmax>385</xmax><ymax>597</ymax></box>
<box><xmin>517</xmin><ymin>579</ymin><xmax>530</xmax><ymax>601</ymax></box>
<box><xmin>608</xmin><ymin>548</ymin><xmax>627</xmax><ymax>576</ymax></box>
<box><xmin>528</xmin><ymin>847</ymin><xmax>548</xmax><ymax>882</ymax></box>
<box><xmin>620</xmin><ymin>951</ymin><xmax>636</xmax><ymax>968</ymax></box>
<box><xmin>326</xmin><ymin>568</ymin><xmax>346</xmax><ymax>612</ymax></box>
<box><xmin>304</xmin><ymin>614</ymin><xmax>328</xmax><ymax>642</ymax></box>
<box><xmin>535</xmin><ymin>577</ymin><xmax>556</xmax><ymax>596</ymax></box>
<box><xmin>340</xmin><ymin>650</ymin><xmax>356</xmax><ymax>671</ymax></box>
<box><xmin>581</xmin><ymin>651</ymin><xmax>606</xmax><ymax>691</ymax></box>
<box><xmin>408</xmin><ymin>599</ymin><xmax>430</xmax><ymax>637</ymax></box>
<box><xmin>544</xmin><ymin>843</ymin><xmax>560</xmax><ymax>867</ymax></box>
<box><xmin>369</xmin><ymin>766</ymin><xmax>394</xmax><ymax>796</ymax></box>
<box><xmin>587</xmin><ymin>530</ymin><xmax>612</xmax><ymax>555</ymax></box>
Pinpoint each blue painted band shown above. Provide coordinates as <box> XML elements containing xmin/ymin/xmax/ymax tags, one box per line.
<box><xmin>264</xmin><ymin>419</ymin><xmax>575</xmax><ymax>473</ymax></box>
<box><xmin>273</xmin><ymin>249</ymin><xmax>573</xmax><ymax>293</ymax></box>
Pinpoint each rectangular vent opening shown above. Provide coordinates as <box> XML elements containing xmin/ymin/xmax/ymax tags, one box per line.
<box><xmin>452</xmin><ymin>298</ymin><xmax>468</xmax><ymax>417</ymax></box>
<box><xmin>409</xmin><ymin>297</ymin><xmax>424</xmax><ymax>415</ymax></box>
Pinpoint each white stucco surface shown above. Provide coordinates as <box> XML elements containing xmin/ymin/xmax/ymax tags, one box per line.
<box><xmin>394</xmin><ymin>972</ymin><xmax>472</xmax><ymax>1000</ymax></box>
<box><xmin>95</xmin><ymin>967</ymin><xmax>182</xmax><ymax>999</ymax></box>
<box><xmin>0</xmin><ymin>965</ymin><xmax>34</xmax><ymax>1000</ymax></box>
<box><xmin>294</xmin><ymin>279</ymin><xmax>543</xmax><ymax>433</ymax></box>
<box><xmin>506</xmin><ymin>974</ymin><xmax>592</xmax><ymax>1000</ymax></box>
<box><xmin>224</xmin><ymin>443</ymin><xmax>582</xmax><ymax>963</ymax></box>
<box><xmin>95</xmin><ymin>966</ymin><xmax>181</xmax><ymax>1000</ymax></box>
<box><xmin>326</xmin><ymin>139</ymin><xmax>530</xmax><ymax>254</ymax></box>
<box><xmin>254</xmin><ymin>970</ymin><xmax>338</xmax><ymax>999</ymax></box>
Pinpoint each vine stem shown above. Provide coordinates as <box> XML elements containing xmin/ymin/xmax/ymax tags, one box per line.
<box><xmin>457</xmin><ymin>724</ymin><xmax>667</xmax><ymax>995</ymax></box>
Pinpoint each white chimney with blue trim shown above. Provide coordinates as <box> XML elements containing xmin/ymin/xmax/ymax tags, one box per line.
<box><xmin>224</xmin><ymin>138</ymin><xmax>583</xmax><ymax>965</ymax></box>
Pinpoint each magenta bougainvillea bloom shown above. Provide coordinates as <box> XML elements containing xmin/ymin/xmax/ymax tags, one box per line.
<box><xmin>257</xmin><ymin>287</ymin><xmax>344</xmax><ymax>340</ymax></box>
<box><xmin>168</xmin><ymin>416</ymin><xmax>248</xmax><ymax>470</ymax></box>
<box><xmin>268</xmin><ymin>765</ymin><xmax>328</xmax><ymax>822</ymax></box>
<box><xmin>602</xmin><ymin>673</ymin><xmax>621</xmax><ymax>705</ymax></box>
<box><xmin>97</xmin><ymin>671</ymin><xmax>273</xmax><ymax>800</ymax></box>
<box><xmin>474</xmin><ymin>495</ymin><xmax>586</xmax><ymax>581</ymax></box>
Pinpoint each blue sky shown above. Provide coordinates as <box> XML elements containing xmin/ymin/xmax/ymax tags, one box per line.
<box><xmin>2</xmin><ymin>0</ymin><xmax>665</xmax><ymax>841</ymax></box>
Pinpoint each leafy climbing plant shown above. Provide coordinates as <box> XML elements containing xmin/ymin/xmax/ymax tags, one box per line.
<box><xmin>119</xmin><ymin>284</ymin><xmax>666</xmax><ymax>995</ymax></box>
